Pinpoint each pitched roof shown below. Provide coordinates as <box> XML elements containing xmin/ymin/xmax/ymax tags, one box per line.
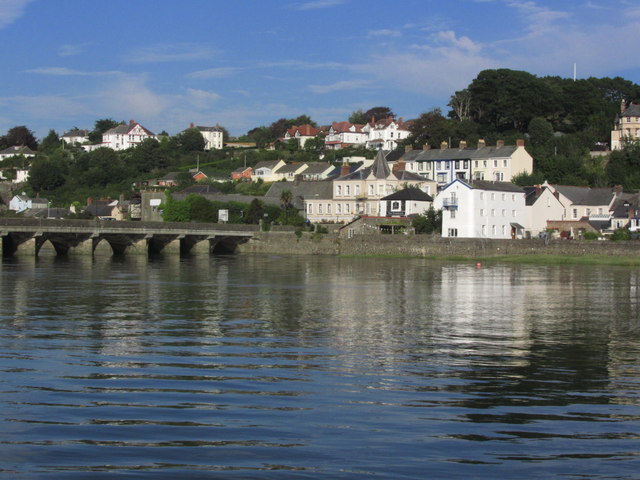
<box><xmin>287</xmin><ymin>124</ymin><xmax>323</xmax><ymax>137</ymax></box>
<box><xmin>382</xmin><ymin>188</ymin><xmax>433</xmax><ymax>202</ymax></box>
<box><xmin>0</xmin><ymin>145</ymin><xmax>36</xmax><ymax>156</ymax></box>
<box><xmin>302</xmin><ymin>162</ymin><xmax>333</xmax><ymax>175</ymax></box>
<box><xmin>62</xmin><ymin>129</ymin><xmax>89</xmax><ymax>137</ymax></box>
<box><xmin>470</xmin><ymin>179</ymin><xmax>524</xmax><ymax>193</ymax></box>
<box><xmin>370</xmin><ymin>149</ymin><xmax>391</xmax><ymax>178</ymax></box>
<box><xmin>265</xmin><ymin>180</ymin><xmax>334</xmax><ymax>209</ymax></box>
<box><xmin>402</xmin><ymin>144</ymin><xmax>520</xmax><ymax>162</ymax></box>
<box><xmin>104</xmin><ymin>121</ymin><xmax>155</xmax><ymax>136</ymax></box>
<box><xmin>330</xmin><ymin>121</ymin><xmax>363</xmax><ymax>133</ymax></box>
<box><xmin>550</xmin><ymin>185</ymin><xmax>614</xmax><ymax>205</ymax></box>
<box><xmin>253</xmin><ymin>160</ymin><xmax>282</xmax><ymax>170</ymax></box>
<box><xmin>277</xmin><ymin>163</ymin><xmax>306</xmax><ymax>174</ymax></box>
<box><xmin>621</xmin><ymin>103</ymin><xmax>640</xmax><ymax>117</ymax></box>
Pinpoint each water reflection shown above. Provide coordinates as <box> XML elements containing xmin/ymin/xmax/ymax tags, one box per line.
<box><xmin>0</xmin><ymin>254</ymin><xmax>639</xmax><ymax>478</ymax></box>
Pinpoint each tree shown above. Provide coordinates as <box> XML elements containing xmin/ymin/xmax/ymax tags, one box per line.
<box><xmin>363</xmin><ymin>106</ymin><xmax>394</xmax><ymax>123</ymax></box>
<box><xmin>1</xmin><ymin>126</ymin><xmax>38</xmax><ymax>150</ymax></box>
<box><xmin>176</xmin><ymin>128</ymin><xmax>205</xmax><ymax>153</ymax></box>
<box><xmin>448</xmin><ymin>89</ymin><xmax>472</xmax><ymax>121</ymax></box>
<box><xmin>88</xmin><ymin>118</ymin><xmax>121</xmax><ymax>144</ymax></box>
<box><xmin>349</xmin><ymin>109</ymin><xmax>366</xmax><ymax>124</ymax></box>
<box><xmin>528</xmin><ymin>117</ymin><xmax>554</xmax><ymax>146</ymax></box>
<box><xmin>28</xmin><ymin>159</ymin><xmax>66</xmax><ymax>192</ymax></box>
<box><xmin>39</xmin><ymin>129</ymin><xmax>61</xmax><ymax>155</ymax></box>
<box><xmin>280</xmin><ymin>189</ymin><xmax>293</xmax><ymax>223</ymax></box>
<box><xmin>245</xmin><ymin>198</ymin><xmax>265</xmax><ymax>224</ymax></box>
<box><xmin>407</xmin><ymin>108</ymin><xmax>453</xmax><ymax>148</ymax></box>
<box><xmin>412</xmin><ymin>207</ymin><xmax>442</xmax><ymax>234</ymax></box>
<box><xmin>130</xmin><ymin>138</ymin><xmax>168</xmax><ymax>173</ymax></box>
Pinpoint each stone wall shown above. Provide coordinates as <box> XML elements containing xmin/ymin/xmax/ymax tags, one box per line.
<box><xmin>237</xmin><ymin>232</ymin><xmax>640</xmax><ymax>257</ymax></box>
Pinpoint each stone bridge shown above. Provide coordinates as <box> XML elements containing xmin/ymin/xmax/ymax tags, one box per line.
<box><xmin>0</xmin><ymin>218</ymin><xmax>258</xmax><ymax>257</ymax></box>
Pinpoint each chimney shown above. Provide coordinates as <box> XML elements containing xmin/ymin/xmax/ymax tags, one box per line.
<box><xmin>190</xmin><ymin>122</ymin><xmax>195</xmax><ymax>128</ymax></box>
<box><xmin>516</xmin><ymin>138</ymin><xmax>525</xmax><ymax>147</ymax></box>
<box><xmin>496</xmin><ymin>140</ymin><xmax>505</xmax><ymax>148</ymax></box>
<box><xmin>477</xmin><ymin>139</ymin><xmax>486</xmax><ymax>149</ymax></box>
<box><xmin>129</xmin><ymin>119</ymin><xmax>135</xmax><ymax>126</ymax></box>
<box><xmin>423</xmin><ymin>143</ymin><xmax>430</xmax><ymax>150</ymax></box>
<box><xmin>614</xmin><ymin>185</ymin><xmax>623</xmax><ymax>197</ymax></box>
<box><xmin>535</xmin><ymin>184</ymin><xmax>542</xmax><ymax>196</ymax></box>
<box><xmin>87</xmin><ymin>197</ymin><xmax>93</xmax><ymax>205</ymax></box>
<box><xmin>340</xmin><ymin>163</ymin><xmax>350</xmax><ymax>177</ymax></box>
<box><xmin>392</xmin><ymin>160</ymin><xmax>406</xmax><ymax>173</ymax></box>
<box><xmin>405</xmin><ymin>144</ymin><xmax>412</xmax><ymax>153</ymax></box>
<box><xmin>459</xmin><ymin>140</ymin><xmax>467</xmax><ymax>149</ymax></box>
<box><xmin>440</xmin><ymin>141</ymin><xmax>449</xmax><ymax>149</ymax></box>
<box><xmin>621</xmin><ymin>98</ymin><xmax>627</xmax><ymax>113</ymax></box>
<box><xmin>294</xmin><ymin>174</ymin><xmax>303</xmax><ymax>185</ymax></box>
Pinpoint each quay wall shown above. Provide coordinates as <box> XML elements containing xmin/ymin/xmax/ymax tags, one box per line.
<box><xmin>237</xmin><ymin>232</ymin><xmax>640</xmax><ymax>258</ymax></box>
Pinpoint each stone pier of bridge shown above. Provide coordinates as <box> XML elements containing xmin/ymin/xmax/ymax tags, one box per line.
<box><xmin>0</xmin><ymin>219</ymin><xmax>256</xmax><ymax>258</ymax></box>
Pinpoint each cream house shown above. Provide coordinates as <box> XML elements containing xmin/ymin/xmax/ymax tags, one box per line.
<box><xmin>330</xmin><ymin>150</ymin><xmax>436</xmax><ymax>221</ymax></box>
<box><xmin>611</xmin><ymin>100</ymin><xmax>640</xmax><ymax>150</ymax></box>
<box><xmin>251</xmin><ymin>160</ymin><xmax>286</xmax><ymax>182</ymax></box>
<box><xmin>402</xmin><ymin>139</ymin><xmax>533</xmax><ymax>187</ymax></box>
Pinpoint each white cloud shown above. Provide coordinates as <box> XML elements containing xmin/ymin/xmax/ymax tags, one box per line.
<box><xmin>125</xmin><ymin>43</ymin><xmax>216</xmax><ymax>63</ymax></box>
<box><xmin>308</xmin><ymin>79</ymin><xmax>371</xmax><ymax>94</ymax></box>
<box><xmin>26</xmin><ymin>67</ymin><xmax>125</xmax><ymax>77</ymax></box>
<box><xmin>368</xmin><ymin>29</ymin><xmax>401</xmax><ymax>38</ymax></box>
<box><xmin>186</xmin><ymin>88</ymin><xmax>221</xmax><ymax>105</ymax></box>
<box><xmin>295</xmin><ymin>0</ymin><xmax>344</xmax><ymax>10</ymax></box>
<box><xmin>58</xmin><ymin>43</ymin><xmax>91</xmax><ymax>57</ymax></box>
<box><xmin>96</xmin><ymin>76</ymin><xmax>171</xmax><ymax>119</ymax></box>
<box><xmin>0</xmin><ymin>0</ymin><xmax>32</xmax><ymax>29</ymax></box>
<box><xmin>187</xmin><ymin>67</ymin><xmax>242</xmax><ymax>79</ymax></box>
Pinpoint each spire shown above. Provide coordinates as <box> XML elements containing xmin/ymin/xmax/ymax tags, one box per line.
<box><xmin>371</xmin><ymin>149</ymin><xmax>390</xmax><ymax>179</ymax></box>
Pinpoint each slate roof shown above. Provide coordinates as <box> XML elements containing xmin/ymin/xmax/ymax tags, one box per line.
<box><xmin>621</xmin><ymin>103</ymin><xmax>640</xmax><ymax>117</ymax></box>
<box><xmin>447</xmin><ymin>179</ymin><xmax>524</xmax><ymax>193</ymax></box>
<box><xmin>265</xmin><ymin>181</ymin><xmax>334</xmax><ymax>209</ymax></box>
<box><xmin>277</xmin><ymin>163</ymin><xmax>306</xmax><ymax>174</ymax></box>
<box><xmin>253</xmin><ymin>160</ymin><xmax>282</xmax><ymax>171</ymax></box>
<box><xmin>0</xmin><ymin>145</ymin><xmax>36</xmax><ymax>156</ymax></box>
<box><xmin>610</xmin><ymin>194</ymin><xmax>640</xmax><ymax>218</ymax></box>
<box><xmin>302</xmin><ymin>163</ymin><xmax>333</xmax><ymax>175</ymax></box>
<box><xmin>62</xmin><ymin>129</ymin><xmax>89</xmax><ymax>137</ymax></box>
<box><xmin>382</xmin><ymin>188</ymin><xmax>433</xmax><ymax>202</ymax></box>
<box><xmin>104</xmin><ymin>122</ymin><xmax>155</xmax><ymax>136</ymax></box>
<box><xmin>550</xmin><ymin>185</ymin><xmax>614</xmax><ymax>205</ymax></box>
<box><xmin>401</xmin><ymin>145</ymin><xmax>519</xmax><ymax>162</ymax></box>
<box><xmin>177</xmin><ymin>184</ymin><xmax>221</xmax><ymax>195</ymax></box>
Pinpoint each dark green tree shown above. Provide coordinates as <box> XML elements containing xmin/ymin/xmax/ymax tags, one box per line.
<box><xmin>28</xmin><ymin>159</ymin><xmax>66</xmax><ymax>192</ymax></box>
<box><xmin>1</xmin><ymin>126</ymin><xmax>38</xmax><ymax>150</ymax></box>
<box><xmin>245</xmin><ymin>198</ymin><xmax>265</xmax><ymax>224</ymax></box>
<box><xmin>88</xmin><ymin>118</ymin><xmax>121</xmax><ymax>144</ymax></box>
<box><xmin>176</xmin><ymin>128</ymin><xmax>205</xmax><ymax>152</ymax></box>
<box><xmin>39</xmin><ymin>129</ymin><xmax>62</xmax><ymax>155</ymax></box>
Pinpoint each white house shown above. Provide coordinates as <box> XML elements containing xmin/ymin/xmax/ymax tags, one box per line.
<box><xmin>187</xmin><ymin>124</ymin><xmax>224</xmax><ymax>150</ymax></box>
<box><xmin>434</xmin><ymin>179</ymin><xmax>526</xmax><ymax>239</ymax></box>
<box><xmin>251</xmin><ymin>160</ymin><xmax>286</xmax><ymax>182</ymax></box>
<box><xmin>380</xmin><ymin>188</ymin><xmax>433</xmax><ymax>218</ymax></box>
<box><xmin>523</xmin><ymin>185</ymin><xmax>567</xmax><ymax>237</ymax></box>
<box><xmin>102</xmin><ymin>120</ymin><xmax>157</xmax><ymax>150</ymax></box>
<box><xmin>324</xmin><ymin>122</ymin><xmax>367</xmax><ymax>150</ymax></box>
<box><xmin>0</xmin><ymin>145</ymin><xmax>36</xmax><ymax>161</ymax></box>
<box><xmin>283</xmin><ymin>125</ymin><xmax>324</xmax><ymax>149</ymax></box>
<box><xmin>61</xmin><ymin>129</ymin><xmax>89</xmax><ymax>146</ymax></box>
<box><xmin>362</xmin><ymin>116</ymin><xmax>412</xmax><ymax>151</ymax></box>
<box><xmin>543</xmin><ymin>182</ymin><xmax>617</xmax><ymax>223</ymax></box>
<box><xmin>9</xmin><ymin>194</ymin><xmax>49</xmax><ymax>212</ymax></box>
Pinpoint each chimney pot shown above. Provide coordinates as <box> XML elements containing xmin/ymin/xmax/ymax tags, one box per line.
<box><xmin>516</xmin><ymin>138</ymin><xmax>525</xmax><ymax>147</ymax></box>
<box><xmin>459</xmin><ymin>140</ymin><xmax>467</xmax><ymax>149</ymax></box>
<box><xmin>423</xmin><ymin>143</ymin><xmax>430</xmax><ymax>150</ymax></box>
<box><xmin>440</xmin><ymin>141</ymin><xmax>449</xmax><ymax>150</ymax></box>
<box><xmin>340</xmin><ymin>164</ymin><xmax>350</xmax><ymax>177</ymax></box>
<box><xmin>405</xmin><ymin>144</ymin><xmax>412</xmax><ymax>153</ymax></box>
<box><xmin>496</xmin><ymin>140</ymin><xmax>505</xmax><ymax>148</ymax></box>
<box><xmin>129</xmin><ymin>119</ymin><xmax>135</xmax><ymax>125</ymax></box>
<box><xmin>477</xmin><ymin>139</ymin><xmax>486</xmax><ymax>149</ymax></box>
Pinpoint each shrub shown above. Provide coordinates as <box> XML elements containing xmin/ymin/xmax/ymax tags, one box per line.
<box><xmin>583</xmin><ymin>231</ymin><xmax>599</xmax><ymax>241</ymax></box>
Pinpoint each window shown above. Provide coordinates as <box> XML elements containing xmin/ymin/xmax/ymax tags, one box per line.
<box><xmin>448</xmin><ymin>228</ymin><xmax>458</xmax><ymax>237</ymax></box>
<box><xmin>491</xmin><ymin>209</ymin><xmax>496</xmax><ymax>216</ymax></box>
<box><xmin>480</xmin><ymin>192</ymin><xmax>485</xmax><ymax>200</ymax></box>
<box><xmin>512</xmin><ymin>210</ymin><xmax>516</xmax><ymax>217</ymax></box>
<box><xmin>307</xmin><ymin>204</ymin><xmax>313</xmax><ymax>214</ymax></box>
<box><xmin>572</xmin><ymin>208</ymin><xmax>578</xmax><ymax>219</ymax></box>
<box><xmin>455</xmin><ymin>161</ymin><xmax>460</xmax><ymax>169</ymax></box>
<box><xmin>480</xmin><ymin>208</ymin><xmax>485</xmax><ymax>216</ymax></box>
<box><xmin>345</xmin><ymin>203</ymin><xmax>350</xmax><ymax>213</ymax></box>
<box><xmin>586</xmin><ymin>208</ymin><xmax>591</xmax><ymax>216</ymax></box>
<box><xmin>503</xmin><ymin>159</ymin><xmax>508</xmax><ymax>167</ymax></box>
<box><xmin>493</xmin><ymin>160</ymin><xmax>498</xmax><ymax>168</ymax></box>
<box><xmin>502</xmin><ymin>225</ymin><xmax>506</xmax><ymax>236</ymax></box>
<box><xmin>482</xmin><ymin>225</ymin><xmax>486</xmax><ymax>236</ymax></box>
<box><xmin>450</xmin><ymin>209</ymin><xmax>456</xmax><ymax>219</ymax></box>
<box><xmin>392</xmin><ymin>201</ymin><xmax>401</xmax><ymax>211</ymax></box>
<box><xmin>337</xmin><ymin>185</ymin><xmax>342</xmax><ymax>196</ymax></box>
<box><xmin>494</xmin><ymin>172</ymin><xmax>504</xmax><ymax>181</ymax></box>
<box><xmin>464</xmin><ymin>160</ymin><xmax>469</xmax><ymax>169</ymax></box>
<box><xmin>474</xmin><ymin>161</ymin><xmax>479</xmax><ymax>168</ymax></box>
<box><xmin>491</xmin><ymin>193</ymin><xmax>495</xmax><ymax>200</ymax></box>
<box><xmin>492</xmin><ymin>225</ymin><xmax>496</xmax><ymax>235</ymax></box>
<box><xmin>369</xmin><ymin>184</ymin><xmax>374</xmax><ymax>195</ymax></box>
<box><xmin>318</xmin><ymin>204</ymin><xmax>323</xmax><ymax>214</ymax></box>
<box><xmin>502</xmin><ymin>209</ymin><xmax>506</xmax><ymax>217</ymax></box>
<box><xmin>345</xmin><ymin>185</ymin><xmax>350</xmax><ymax>196</ymax></box>
<box><xmin>512</xmin><ymin>194</ymin><xmax>515</xmax><ymax>201</ymax></box>
<box><xmin>355</xmin><ymin>185</ymin><xmax>360</xmax><ymax>196</ymax></box>
<box><xmin>437</xmin><ymin>173</ymin><xmax>447</xmax><ymax>183</ymax></box>
<box><xmin>327</xmin><ymin>203</ymin><xmax>332</xmax><ymax>214</ymax></box>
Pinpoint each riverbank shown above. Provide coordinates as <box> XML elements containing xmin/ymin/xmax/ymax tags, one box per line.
<box><xmin>237</xmin><ymin>231</ymin><xmax>640</xmax><ymax>265</ymax></box>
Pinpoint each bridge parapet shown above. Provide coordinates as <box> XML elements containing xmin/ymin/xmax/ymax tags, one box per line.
<box><xmin>0</xmin><ymin>219</ymin><xmax>257</xmax><ymax>257</ymax></box>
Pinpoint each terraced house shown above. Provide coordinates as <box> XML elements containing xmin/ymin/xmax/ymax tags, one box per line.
<box><xmin>401</xmin><ymin>139</ymin><xmax>533</xmax><ymax>187</ymax></box>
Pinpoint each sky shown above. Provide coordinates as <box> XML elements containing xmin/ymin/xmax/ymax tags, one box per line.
<box><xmin>1</xmin><ymin>0</ymin><xmax>640</xmax><ymax>141</ymax></box>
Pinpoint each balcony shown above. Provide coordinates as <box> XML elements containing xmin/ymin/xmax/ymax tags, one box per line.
<box><xmin>443</xmin><ymin>198</ymin><xmax>458</xmax><ymax>209</ymax></box>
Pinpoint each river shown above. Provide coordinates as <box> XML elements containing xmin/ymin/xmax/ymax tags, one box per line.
<box><xmin>0</xmin><ymin>254</ymin><xmax>639</xmax><ymax>479</ymax></box>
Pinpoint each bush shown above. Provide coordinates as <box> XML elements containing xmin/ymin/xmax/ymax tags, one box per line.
<box><xmin>610</xmin><ymin>228</ymin><xmax>631</xmax><ymax>241</ymax></box>
<box><xmin>583</xmin><ymin>231</ymin><xmax>599</xmax><ymax>240</ymax></box>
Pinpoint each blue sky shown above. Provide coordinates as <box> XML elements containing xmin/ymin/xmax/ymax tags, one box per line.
<box><xmin>1</xmin><ymin>0</ymin><xmax>640</xmax><ymax>140</ymax></box>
